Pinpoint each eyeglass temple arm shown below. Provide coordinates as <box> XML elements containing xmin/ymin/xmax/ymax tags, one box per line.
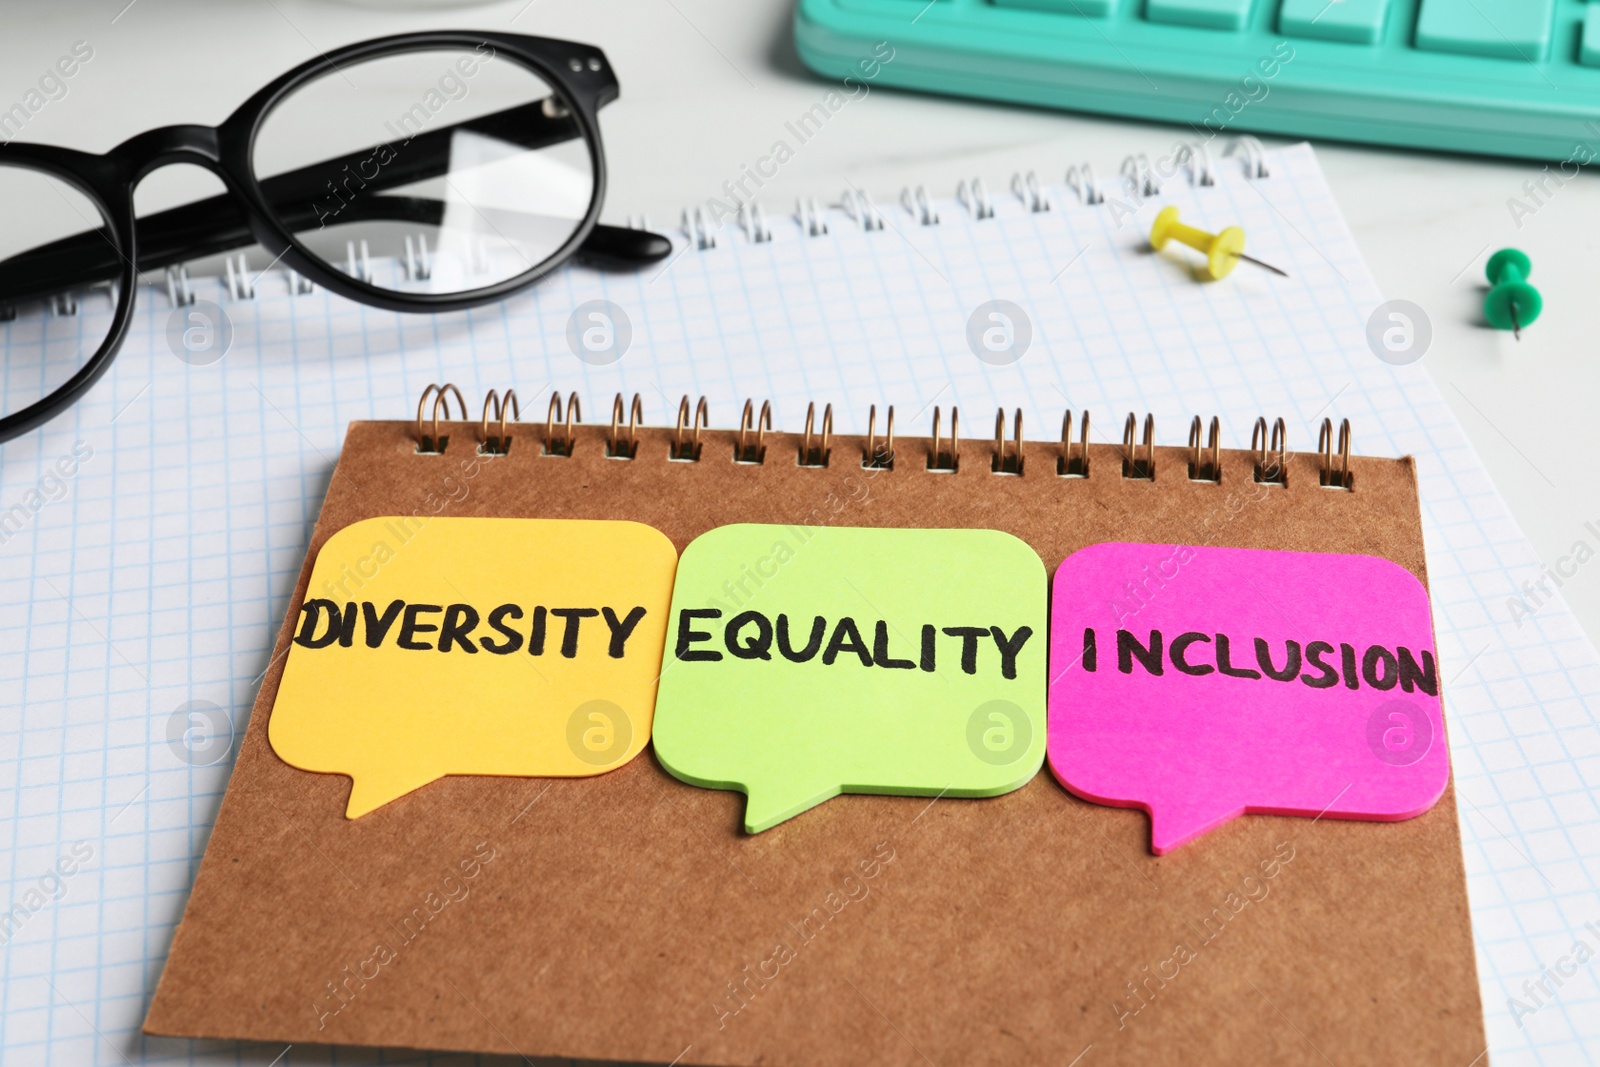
<box><xmin>0</xmin><ymin>197</ymin><xmax>669</xmax><ymax>303</ymax></box>
<box><xmin>0</xmin><ymin>98</ymin><xmax>669</xmax><ymax>304</ymax></box>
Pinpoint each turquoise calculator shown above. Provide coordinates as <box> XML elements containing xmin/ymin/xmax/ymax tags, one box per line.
<box><xmin>795</xmin><ymin>0</ymin><xmax>1600</xmax><ymax>162</ymax></box>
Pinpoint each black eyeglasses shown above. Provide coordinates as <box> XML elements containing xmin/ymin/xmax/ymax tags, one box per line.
<box><xmin>0</xmin><ymin>30</ymin><xmax>668</xmax><ymax>444</ymax></box>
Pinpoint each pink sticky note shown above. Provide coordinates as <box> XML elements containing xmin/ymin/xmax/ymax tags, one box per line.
<box><xmin>1047</xmin><ymin>543</ymin><xmax>1449</xmax><ymax>854</ymax></box>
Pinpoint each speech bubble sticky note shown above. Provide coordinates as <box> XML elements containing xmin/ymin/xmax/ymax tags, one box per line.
<box><xmin>268</xmin><ymin>517</ymin><xmax>677</xmax><ymax>817</ymax></box>
<box><xmin>652</xmin><ymin>524</ymin><xmax>1047</xmax><ymax>833</ymax></box>
<box><xmin>1048</xmin><ymin>543</ymin><xmax>1449</xmax><ymax>854</ymax></box>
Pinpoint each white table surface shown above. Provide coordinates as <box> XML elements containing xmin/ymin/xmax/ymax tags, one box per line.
<box><xmin>5</xmin><ymin>0</ymin><xmax>1596</xmax><ymax>647</ymax></box>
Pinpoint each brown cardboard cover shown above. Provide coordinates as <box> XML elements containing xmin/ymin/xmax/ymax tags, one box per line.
<box><xmin>145</xmin><ymin>416</ymin><xmax>1484</xmax><ymax>1065</ymax></box>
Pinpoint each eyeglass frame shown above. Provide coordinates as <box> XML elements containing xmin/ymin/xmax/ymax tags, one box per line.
<box><xmin>0</xmin><ymin>30</ymin><xmax>638</xmax><ymax>443</ymax></box>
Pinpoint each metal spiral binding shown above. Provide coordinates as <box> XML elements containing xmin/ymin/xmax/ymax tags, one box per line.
<box><xmin>480</xmin><ymin>389</ymin><xmax>519</xmax><ymax>455</ymax></box>
<box><xmin>1252</xmin><ymin>416</ymin><xmax>1287</xmax><ymax>485</ymax></box>
<box><xmin>863</xmin><ymin>404</ymin><xmax>894</xmax><ymax>469</ymax></box>
<box><xmin>1189</xmin><ymin>415</ymin><xmax>1221</xmax><ymax>481</ymax></box>
<box><xmin>406</xmin><ymin>389</ymin><xmax>1345</xmax><ymax>494</ymax></box>
<box><xmin>1066</xmin><ymin>165</ymin><xmax>1104</xmax><ymax>206</ymax></box>
<box><xmin>796</xmin><ymin>198</ymin><xmax>829</xmax><ymax>237</ymax></box>
<box><xmin>166</xmin><ymin>265</ymin><xmax>196</xmax><ymax>307</ymax></box>
<box><xmin>224</xmin><ymin>254</ymin><xmax>255</xmax><ymax>300</ymax></box>
<box><xmin>900</xmin><ymin>186</ymin><xmax>939</xmax><ymax>226</ymax></box>
<box><xmin>51</xmin><ymin>142</ymin><xmax>1280</xmax><ymax>322</ymax></box>
<box><xmin>610</xmin><ymin>394</ymin><xmax>643</xmax><ymax>459</ymax></box>
<box><xmin>736</xmin><ymin>400</ymin><xmax>772</xmax><ymax>464</ymax></box>
<box><xmin>415</xmin><ymin>383</ymin><xmax>466</xmax><ymax>453</ymax></box>
<box><xmin>1060</xmin><ymin>410</ymin><xmax>1089</xmax><ymax>477</ymax></box>
<box><xmin>1123</xmin><ymin>413</ymin><xmax>1155</xmax><ymax>480</ymax></box>
<box><xmin>738</xmin><ymin>202</ymin><xmax>773</xmax><ymax>244</ymax></box>
<box><xmin>1319</xmin><ymin>417</ymin><xmax>1353</xmax><ymax>490</ymax></box>
<box><xmin>800</xmin><ymin>402</ymin><xmax>832</xmax><ymax>468</ymax></box>
<box><xmin>993</xmin><ymin>408</ymin><xmax>1024</xmax><ymax>474</ymax></box>
<box><xmin>1226</xmin><ymin>136</ymin><xmax>1270</xmax><ymax>179</ymax></box>
<box><xmin>840</xmin><ymin>189</ymin><xmax>884</xmax><ymax>232</ymax></box>
<box><xmin>544</xmin><ymin>391</ymin><xmax>581</xmax><ymax>457</ymax></box>
<box><xmin>193</xmin><ymin>261</ymin><xmax>309</xmax><ymax>298</ymax></box>
<box><xmin>657</xmin><ymin>137</ymin><xmax>1271</xmax><ymax>247</ymax></box>
<box><xmin>346</xmin><ymin>240</ymin><xmax>373</xmax><ymax>283</ymax></box>
<box><xmin>929</xmin><ymin>406</ymin><xmax>959</xmax><ymax>471</ymax></box>
<box><xmin>957</xmin><ymin>179</ymin><xmax>994</xmax><ymax>220</ymax></box>
<box><xmin>672</xmin><ymin>396</ymin><xmax>710</xmax><ymax>461</ymax></box>
<box><xmin>682</xmin><ymin>207</ymin><xmax>718</xmax><ymax>250</ymax></box>
<box><xmin>1175</xmin><ymin>142</ymin><xmax>1215</xmax><ymax>187</ymax></box>
<box><xmin>403</xmin><ymin>234</ymin><xmax>433</xmax><ymax>282</ymax></box>
<box><xmin>1121</xmin><ymin>154</ymin><xmax>1161</xmax><ymax>199</ymax></box>
<box><xmin>1010</xmin><ymin>172</ymin><xmax>1049</xmax><ymax>213</ymax></box>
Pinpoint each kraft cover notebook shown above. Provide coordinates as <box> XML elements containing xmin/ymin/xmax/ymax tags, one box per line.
<box><xmin>142</xmin><ymin>394</ymin><xmax>1484</xmax><ymax>1065</ymax></box>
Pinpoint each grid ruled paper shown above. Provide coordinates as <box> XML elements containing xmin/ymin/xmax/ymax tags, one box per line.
<box><xmin>1</xmin><ymin>143</ymin><xmax>1597</xmax><ymax>1065</ymax></box>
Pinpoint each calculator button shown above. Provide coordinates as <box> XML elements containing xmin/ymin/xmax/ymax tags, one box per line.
<box><xmin>1414</xmin><ymin>0</ymin><xmax>1555</xmax><ymax>61</ymax></box>
<box><xmin>992</xmin><ymin>0</ymin><xmax>1112</xmax><ymax>15</ymax></box>
<box><xmin>1583</xmin><ymin>4</ymin><xmax>1600</xmax><ymax>67</ymax></box>
<box><xmin>1278</xmin><ymin>0</ymin><xmax>1389</xmax><ymax>44</ymax></box>
<box><xmin>1145</xmin><ymin>0</ymin><xmax>1254</xmax><ymax>31</ymax></box>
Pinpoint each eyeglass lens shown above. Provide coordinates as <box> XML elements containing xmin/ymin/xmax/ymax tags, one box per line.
<box><xmin>0</xmin><ymin>167</ymin><xmax>117</xmax><ymax>423</ymax></box>
<box><xmin>251</xmin><ymin>46</ymin><xmax>598</xmax><ymax>296</ymax></box>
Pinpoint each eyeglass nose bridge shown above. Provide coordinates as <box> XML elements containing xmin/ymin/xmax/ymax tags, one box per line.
<box><xmin>112</xmin><ymin>125</ymin><xmax>227</xmax><ymax>184</ymax></box>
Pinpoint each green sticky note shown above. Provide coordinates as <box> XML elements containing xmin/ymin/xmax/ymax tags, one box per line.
<box><xmin>653</xmin><ymin>524</ymin><xmax>1047</xmax><ymax>832</ymax></box>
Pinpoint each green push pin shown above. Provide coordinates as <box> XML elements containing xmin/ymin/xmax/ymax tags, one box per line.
<box><xmin>1484</xmin><ymin>248</ymin><xmax>1541</xmax><ymax>340</ymax></box>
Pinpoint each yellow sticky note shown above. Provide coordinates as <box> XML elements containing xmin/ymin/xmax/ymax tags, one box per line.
<box><xmin>268</xmin><ymin>517</ymin><xmax>678</xmax><ymax>817</ymax></box>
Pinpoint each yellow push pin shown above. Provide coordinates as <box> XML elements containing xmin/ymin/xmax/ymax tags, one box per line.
<box><xmin>1149</xmin><ymin>206</ymin><xmax>1288</xmax><ymax>280</ymax></box>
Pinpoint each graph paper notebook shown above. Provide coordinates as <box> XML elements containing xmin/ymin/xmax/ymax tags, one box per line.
<box><xmin>141</xmin><ymin>394</ymin><xmax>1484</xmax><ymax>1065</ymax></box>
<box><xmin>5</xmin><ymin>141</ymin><xmax>1599</xmax><ymax>1066</ymax></box>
